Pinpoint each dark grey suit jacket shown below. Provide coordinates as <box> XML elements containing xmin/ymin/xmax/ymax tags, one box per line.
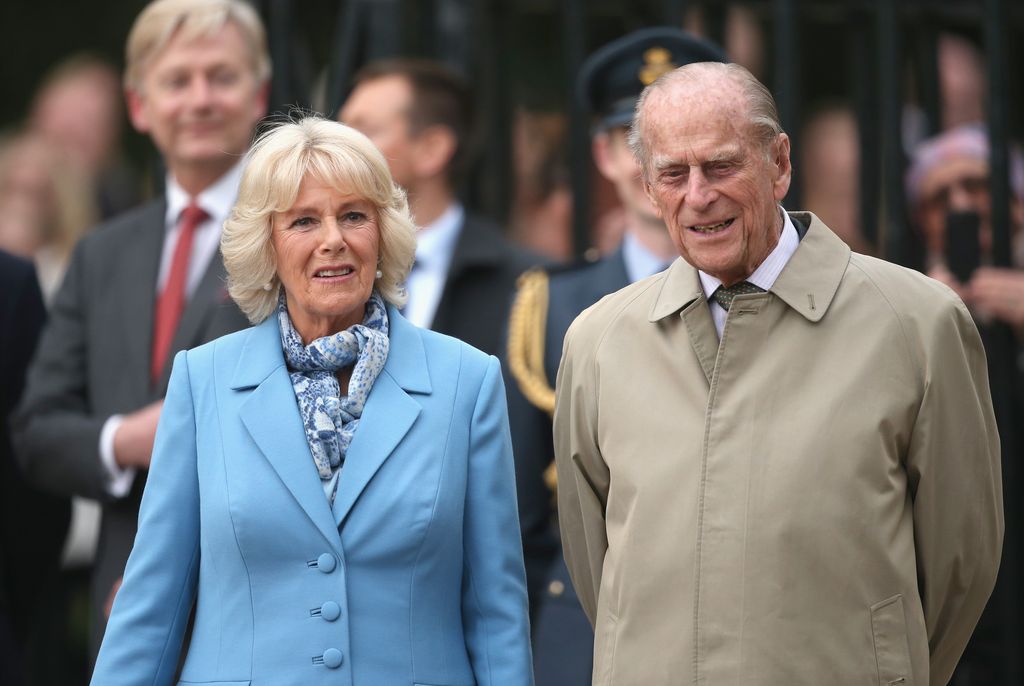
<box><xmin>11</xmin><ymin>198</ymin><xmax>250</xmax><ymax>660</ymax></box>
<box><xmin>430</xmin><ymin>213</ymin><xmax>540</xmax><ymax>357</ymax></box>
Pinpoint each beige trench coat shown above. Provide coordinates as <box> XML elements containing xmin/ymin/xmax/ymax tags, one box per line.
<box><xmin>554</xmin><ymin>213</ymin><xmax>1002</xmax><ymax>686</ymax></box>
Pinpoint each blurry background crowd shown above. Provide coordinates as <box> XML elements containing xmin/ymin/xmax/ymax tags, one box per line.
<box><xmin>1</xmin><ymin>0</ymin><xmax>1022</xmax><ymax>684</ymax></box>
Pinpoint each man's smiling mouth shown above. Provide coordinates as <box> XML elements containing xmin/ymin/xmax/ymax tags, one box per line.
<box><xmin>689</xmin><ymin>218</ymin><xmax>735</xmax><ymax>233</ymax></box>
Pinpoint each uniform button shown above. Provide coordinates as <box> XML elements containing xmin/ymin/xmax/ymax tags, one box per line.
<box><xmin>323</xmin><ymin>648</ymin><xmax>343</xmax><ymax>669</ymax></box>
<box><xmin>316</xmin><ymin>553</ymin><xmax>336</xmax><ymax>573</ymax></box>
<box><xmin>548</xmin><ymin>580</ymin><xmax>565</xmax><ymax>597</ymax></box>
<box><xmin>320</xmin><ymin>601</ymin><xmax>341</xmax><ymax>621</ymax></box>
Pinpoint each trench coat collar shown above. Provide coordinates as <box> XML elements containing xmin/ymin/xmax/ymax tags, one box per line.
<box><xmin>647</xmin><ymin>211</ymin><xmax>851</xmax><ymax>323</ymax></box>
<box><xmin>231</xmin><ymin>302</ymin><xmax>431</xmax><ymax>550</ymax></box>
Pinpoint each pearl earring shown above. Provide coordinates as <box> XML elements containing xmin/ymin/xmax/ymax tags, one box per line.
<box><xmin>375</xmin><ymin>269</ymin><xmax>383</xmax><ymax>279</ymax></box>
<box><xmin>262</xmin><ymin>282</ymin><xmax>273</xmax><ymax>291</ymax></box>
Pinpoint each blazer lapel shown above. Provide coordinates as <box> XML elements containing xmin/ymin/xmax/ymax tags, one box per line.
<box><xmin>119</xmin><ymin>200</ymin><xmax>167</xmax><ymax>401</ymax></box>
<box><xmin>331</xmin><ymin>306</ymin><xmax>430</xmax><ymax>527</ymax></box>
<box><xmin>233</xmin><ymin>318</ymin><xmax>342</xmax><ymax>554</ymax></box>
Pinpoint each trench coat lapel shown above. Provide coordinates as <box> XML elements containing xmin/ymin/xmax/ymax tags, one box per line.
<box><xmin>233</xmin><ymin>317</ymin><xmax>342</xmax><ymax>554</ymax></box>
<box><xmin>331</xmin><ymin>305</ymin><xmax>429</xmax><ymax>527</ymax></box>
<box><xmin>649</xmin><ymin>259</ymin><xmax>718</xmax><ymax>384</ymax></box>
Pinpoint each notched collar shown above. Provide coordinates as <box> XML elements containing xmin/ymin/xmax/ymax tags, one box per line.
<box><xmin>647</xmin><ymin>211</ymin><xmax>850</xmax><ymax>323</ymax></box>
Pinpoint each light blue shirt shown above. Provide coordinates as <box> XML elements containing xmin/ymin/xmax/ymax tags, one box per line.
<box><xmin>622</xmin><ymin>231</ymin><xmax>672</xmax><ymax>283</ymax></box>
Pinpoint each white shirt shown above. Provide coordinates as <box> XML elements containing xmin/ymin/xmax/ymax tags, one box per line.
<box><xmin>698</xmin><ymin>209</ymin><xmax>800</xmax><ymax>338</ymax></box>
<box><xmin>402</xmin><ymin>203</ymin><xmax>464</xmax><ymax>329</ymax></box>
<box><xmin>622</xmin><ymin>230</ymin><xmax>673</xmax><ymax>283</ymax></box>
<box><xmin>100</xmin><ymin>160</ymin><xmax>245</xmax><ymax>496</ymax></box>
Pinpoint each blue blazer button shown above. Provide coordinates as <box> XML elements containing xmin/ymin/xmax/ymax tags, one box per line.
<box><xmin>316</xmin><ymin>553</ymin><xmax>336</xmax><ymax>573</ymax></box>
<box><xmin>323</xmin><ymin>648</ymin><xmax>343</xmax><ymax>669</ymax></box>
<box><xmin>320</xmin><ymin>601</ymin><xmax>341</xmax><ymax>621</ymax></box>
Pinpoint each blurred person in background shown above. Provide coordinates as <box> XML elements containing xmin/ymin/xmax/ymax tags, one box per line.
<box><xmin>0</xmin><ymin>132</ymin><xmax>97</xmax><ymax>299</ymax></box>
<box><xmin>11</xmin><ymin>0</ymin><xmax>268</xmax><ymax>668</ymax></box>
<box><xmin>908</xmin><ymin>124</ymin><xmax>1024</xmax><ymax>330</ymax></box>
<box><xmin>799</xmin><ymin>104</ymin><xmax>872</xmax><ymax>255</ymax></box>
<box><xmin>504</xmin><ymin>28</ymin><xmax>726</xmax><ymax>686</ymax></box>
<box><xmin>340</xmin><ymin>58</ymin><xmax>539</xmax><ymax>357</ymax></box>
<box><xmin>907</xmin><ymin>123</ymin><xmax>1024</xmax><ymax>686</ymax></box>
<box><xmin>0</xmin><ymin>250</ymin><xmax>70</xmax><ymax>686</ymax></box>
<box><xmin>28</xmin><ymin>54</ymin><xmax>141</xmax><ymax>219</ymax></box>
<box><xmin>508</xmin><ymin>109</ymin><xmax>573</xmax><ymax>262</ymax></box>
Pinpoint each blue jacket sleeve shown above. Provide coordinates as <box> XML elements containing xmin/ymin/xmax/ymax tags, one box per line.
<box><xmin>461</xmin><ymin>355</ymin><xmax>534</xmax><ymax>685</ymax></box>
<box><xmin>90</xmin><ymin>350</ymin><xmax>201</xmax><ymax>685</ymax></box>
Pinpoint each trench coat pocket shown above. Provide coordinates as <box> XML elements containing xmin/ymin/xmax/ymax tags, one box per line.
<box><xmin>870</xmin><ymin>594</ymin><xmax>913</xmax><ymax>686</ymax></box>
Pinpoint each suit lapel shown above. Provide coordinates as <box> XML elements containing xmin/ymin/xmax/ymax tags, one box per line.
<box><xmin>118</xmin><ymin>200</ymin><xmax>166</xmax><ymax>401</ymax></box>
<box><xmin>431</xmin><ymin>214</ymin><xmax>506</xmax><ymax>332</ymax></box>
<box><xmin>233</xmin><ymin>319</ymin><xmax>342</xmax><ymax>554</ymax></box>
<box><xmin>331</xmin><ymin>306</ymin><xmax>430</xmax><ymax>527</ymax></box>
<box><xmin>157</xmin><ymin>249</ymin><xmax>231</xmax><ymax>390</ymax></box>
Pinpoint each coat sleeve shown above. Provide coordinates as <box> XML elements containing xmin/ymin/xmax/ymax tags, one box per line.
<box><xmin>461</xmin><ymin>355</ymin><xmax>534</xmax><ymax>686</ymax></box>
<box><xmin>904</xmin><ymin>297</ymin><xmax>1003</xmax><ymax>686</ymax></box>
<box><xmin>11</xmin><ymin>240</ymin><xmax>113</xmax><ymax>500</ymax></box>
<box><xmin>552</xmin><ymin>316</ymin><xmax>609</xmax><ymax>626</ymax></box>
<box><xmin>90</xmin><ymin>350</ymin><xmax>201</xmax><ymax>685</ymax></box>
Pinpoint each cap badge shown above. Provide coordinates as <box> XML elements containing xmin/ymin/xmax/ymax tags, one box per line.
<box><xmin>639</xmin><ymin>46</ymin><xmax>677</xmax><ymax>85</ymax></box>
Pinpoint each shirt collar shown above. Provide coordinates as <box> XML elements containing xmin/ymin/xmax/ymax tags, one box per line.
<box><xmin>414</xmin><ymin>202</ymin><xmax>464</xmax><ymax>270</ymax></box>
<box><xmin>622</xmin><ymin>230</ymin><xmax>671</xmax><ymax>283</ymax></box>
<box><xmin>697</xmin><ymin>207</ymin><xmax>799</xmax><ymax>298</ymax></box>
<box><xmin>164</xmin><ymin>158</ymin><xmax>246</xmax><ymax>228</ymax></box>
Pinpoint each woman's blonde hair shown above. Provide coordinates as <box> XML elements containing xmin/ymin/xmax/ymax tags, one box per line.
<box><xmin>222</xmin><ymin>116</ymin><xmax>418</xmax><ymax>323</ymax></box>
<box><xmin>124</xmin><ymin>0</ymin><xmax>271</xmax><ymax>93</ymax></box>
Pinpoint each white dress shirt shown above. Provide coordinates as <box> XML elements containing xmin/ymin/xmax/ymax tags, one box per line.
<box><xmin>402</xmin><ymin>203</ymin><xmax>464</xmax><ymax>329</ymax></box>
<box><xmin>100</xmin><ymin>160</ymin><xmax>246</xmax><ymax>497</ymax></box>
<box><xmin>698</xmin><ymin>208</ymin><xmax>800</xmax><ymax>338</ymax></box>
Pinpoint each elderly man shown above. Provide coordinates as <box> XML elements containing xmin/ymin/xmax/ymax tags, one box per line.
<box><xmin>554</xmin><ymin>62</ymin><xmax>1002</xmax><ymax>685</ymax></box>
<box><xmin>12</xmin><ymin>0</ymin><xmax>268</xmax><ymax>662</ymax></box>
<box><xmin>340</xmin><ymin>58</ymin><xmax>537</xmax><ymax>356</ymax></box>
<box><xmin>504</xmin><ymin>28</ymin><xmax>725</xmax><ymax>686</ymax></box>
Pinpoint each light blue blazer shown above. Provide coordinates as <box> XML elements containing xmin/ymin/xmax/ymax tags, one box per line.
<box><xmin>91</xmin><ymin>306</ymin><xmax>533</xmax><ymax>686</ymax></box>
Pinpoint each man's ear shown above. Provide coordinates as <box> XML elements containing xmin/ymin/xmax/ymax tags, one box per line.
<box><xmin>411</xmin><ymin>125</ymin><xmax>457</xmax><ymax>180</ymax></box>
<box><xmin>772</xmin><ymin>132</ymin><xmax>793</xmax><ymax>202</ymax></box>
<box><xmin>125</xmin><ymin>88</ymin><xmax>150</xmax><ymax>135</ymax></box>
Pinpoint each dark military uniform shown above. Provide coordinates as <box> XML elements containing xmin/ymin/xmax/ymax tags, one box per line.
<box><xmin>503</xmin><ymin>28</ymin><xmax>728</xmax><ymax>685</ymax></box>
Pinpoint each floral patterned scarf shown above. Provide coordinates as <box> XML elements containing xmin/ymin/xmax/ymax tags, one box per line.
<box><xmin>278</xmin><ymin>291</ymin><xmax>389</xmax><ymax>504</ymax></box>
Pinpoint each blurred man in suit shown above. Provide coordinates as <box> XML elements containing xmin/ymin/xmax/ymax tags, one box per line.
<box><xmin>504</xmin><ymin>29</ymin><xmax>726</xmax><ymax>685</ymax></box>
<box><xmin>340</xmin><ymin>58</ymin><xmax>537</xmax><ymax>356</ymax></box>
<box><xmin>12</xmin><ymin>0</ymin><xmax>269</xmax><ymax>663</ymax></box>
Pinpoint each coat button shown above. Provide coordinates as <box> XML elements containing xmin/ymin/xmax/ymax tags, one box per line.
<box><xmin>320</xmin><ymin>601</ymin><xmax>341</xmax><ymax>621</ymax></box>
<box><xmin>548</xmin><ymin>580</ymin><xmax>565</xmax><ymax>597</ymax></box>
<box><xmin>316</xmin><ymin>553</ymin><xmax>336</xmax><ymax>573</ymax></box>
<box><xmin>323</xmin><ymin>648</ymin><xmax>343</xmax><ymax>668</ymax></box>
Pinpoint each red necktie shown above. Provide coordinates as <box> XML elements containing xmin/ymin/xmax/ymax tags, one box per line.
<box><xmin>151</xmin><ymin>202</ymin><xmax>208</xmax><ymax>384</ymax></box>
